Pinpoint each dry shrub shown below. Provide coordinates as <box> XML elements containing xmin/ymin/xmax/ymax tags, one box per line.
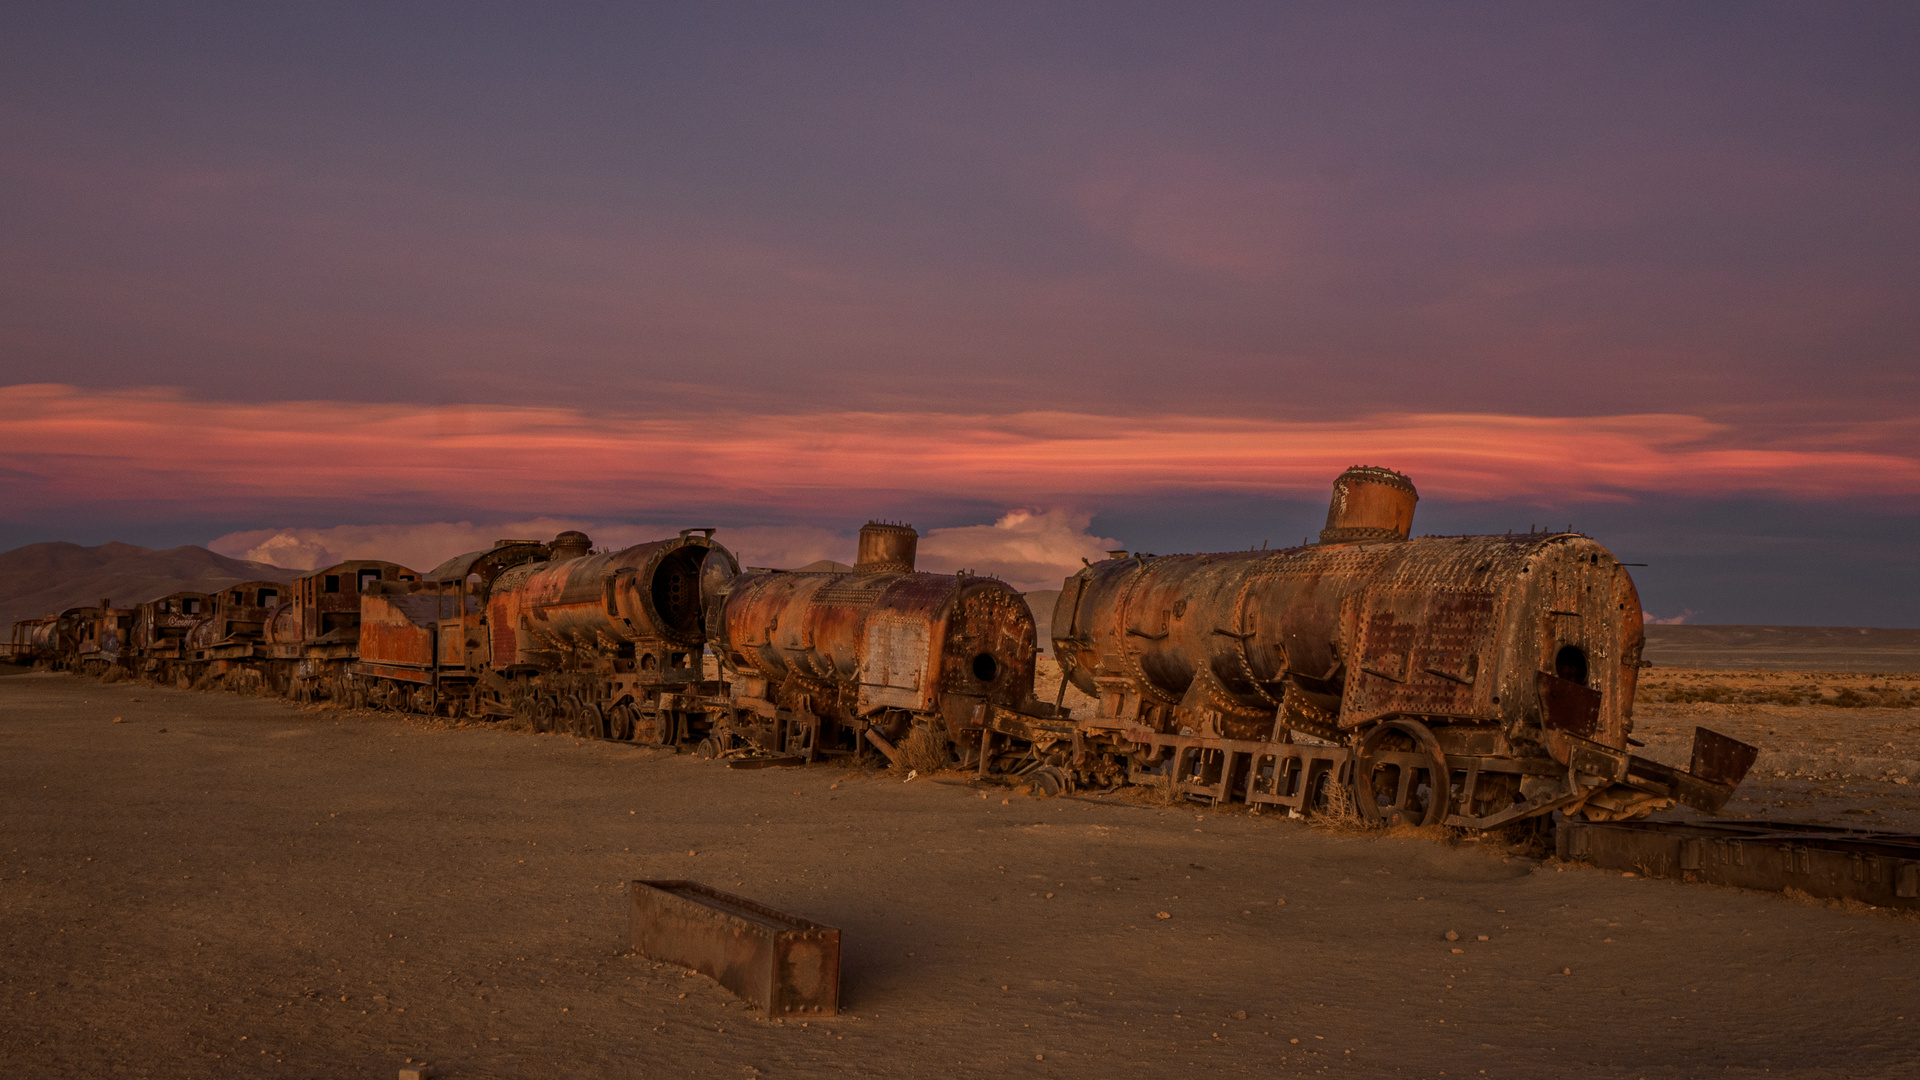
<box><xmin>1659</xmin><ymin>682</ymin><xmax>1919</xmax><ymax>709</ymax></box>
<box><xmin>897</xmin><ymin>723</ymin><xmax>951</xmax><ymax>775</ymax></box>
<box><xmin>1312</xmin><ymin>778</ymin><xmax>1369</xmax><ymax>830</ymax></box>
<box><xmin>1149</xmin><ymin>768</ymin><xmax>1186</xmax><ymax>807</ymax></box>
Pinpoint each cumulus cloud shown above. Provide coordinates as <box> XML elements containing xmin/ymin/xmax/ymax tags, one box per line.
<box><xmin>1643</xmin><ymin>609</ymin><xmax>1696</xmax><ymax>625</ymax></box>
<box><xmin>210</xmin><ymin>511</ymin><xmax>1115</xmax><ymax>590</ymax></box>
<box><xmin>918</xmin><ymin>509</ymin><xmax>1122</xmax><ymax>592</ymax></box>
<box><xmin>212</xmin><ymin>519</ymin><xmax>858</xmax><ymax>575</ymax></box>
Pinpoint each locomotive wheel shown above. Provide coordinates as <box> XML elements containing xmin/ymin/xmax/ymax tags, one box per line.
<box><xmin>634</xmin><ymin>710</ymin><xmax>675</xmax><ymax>747</ymax></box>
<box><xmin>695</xmin><ymin>736</ymin><xmax>722</xmax><ymax>759</ymax></box>
<box><xmin>1030</xmin><ymin>765</ymin><xmax>1071</xmax><ymax>798</ymax></box>
<box><xmin>532</xmin><ymin>696</ymin><xmax>557</xmax><ymax>733</ymax></box>
<box><xmin>581</xmin><ymin>702</ymin><xmax>607</xmax><ymax>740</ymax></box>
<box><xmin>1353</xmin><ymin>718</ymin><xmax>1451</xmax><ymax>828</ymax></box>
<box><xmin>608</xmin><ymin>702</ymin><xmax>636</xmax><ymax>741</ymax></box>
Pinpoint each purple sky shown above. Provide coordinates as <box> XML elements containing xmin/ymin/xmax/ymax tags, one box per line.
<box><xmin>3</xmin><ymin>3</ymin><xmax>1918</xmax><ymax>623</ymax></box>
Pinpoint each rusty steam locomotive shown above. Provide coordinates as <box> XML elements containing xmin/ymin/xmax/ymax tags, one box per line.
<box><xmin>5</xmin><ymin>466</ymin><xmax>1755</xmax><ymax>828</ymax></box>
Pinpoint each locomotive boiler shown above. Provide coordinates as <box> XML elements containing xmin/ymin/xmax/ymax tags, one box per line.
<box><xmin>1043</xmin><ymin>467</ymin><xmax>1756</xmax><ymax>826</ymax></box>
<box><xmin>698</xmin><ymin>521</ymin><xmax>1048</xmax><ymax>763</ymax></box>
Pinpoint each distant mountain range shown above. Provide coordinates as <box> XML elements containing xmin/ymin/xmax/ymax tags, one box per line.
<box><xmin>0</xmin><ymin>542</ymin><xmax>301</xmax><ymax>629</ymax></box>
<box><xmin>1643</xmin><ymin>624</ymin><xmax>1920</xmax><ymax>672</ymax></box>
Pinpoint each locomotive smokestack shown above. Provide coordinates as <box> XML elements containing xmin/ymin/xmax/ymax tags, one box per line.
<box><xmin>855</xmin><ymin>521</ymin><xmax>917</xmax><ymax>574</ymax></box>
<box><xmin>1318</xmin><ymin>466</ymin><xmax>1418</xmax><ymax>544</ymax></box>
<box><xmin>550</xmin><ymin>530</ymin><xmax>593</xmax><ymax>561</ymax></box>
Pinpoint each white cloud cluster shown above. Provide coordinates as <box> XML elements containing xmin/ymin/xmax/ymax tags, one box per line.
<box><xmin>918</xmin><ymin>509</ymin><xmax>1122</xmax><ymax>592</ymax></box>
<box><xmin>210</xmin><ymin>509</ymin><xmax>1119</xmax><ymax>592</ymax></box>
<box><xmin>211</xmin><ymin>519</ymin><xmax>856</xmax><ymax>575</ymax></box>
<box><xmin>1643</xmin><ymin>609</ymin><xmax>1696</xmax><ymax>626</ymax></box>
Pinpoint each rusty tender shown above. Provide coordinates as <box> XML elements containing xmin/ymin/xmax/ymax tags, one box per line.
<box><xmin>10</xmin><ymin>465</ymin><xmax>1758</xmax><ymax>833</ymax></box>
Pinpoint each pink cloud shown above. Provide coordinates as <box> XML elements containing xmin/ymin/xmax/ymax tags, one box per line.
<box><xmin>4</xmin><ymin>384</ymin><xmax>1918</xmax><ymax>518</ymax></box>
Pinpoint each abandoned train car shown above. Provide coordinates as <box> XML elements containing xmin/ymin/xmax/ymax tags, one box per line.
<box><xmin>692</xmin><ymin>520</ymin><xmax>1054</xmax><ymax>764</ymax></box>
<box><xmin>1023</xmin><ymin>466</ymin><xmax>1755</xmax><ymax>826</ymax></box>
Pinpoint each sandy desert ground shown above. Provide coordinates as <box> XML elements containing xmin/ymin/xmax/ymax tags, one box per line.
<box><xmin>5</xmin><ymin>666</ymin><xmax>1920</xmax><ymax>1080</ymax></box>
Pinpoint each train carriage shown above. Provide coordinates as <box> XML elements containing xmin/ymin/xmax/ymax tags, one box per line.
<box><xmin>132</xmin><ymin>592</ymin><xmax>214</xmax><ymax>681</ymax></box>
<box><xmin>282</xmin><ymin>560</ymin><xmax>420</xmax><ymax>703</ymax></box>
<box><xmin>6</xmin><ymin>615</ymin><xmax>61</xmax><ymax>665</ymax></box>
<box><xmin>349</xmin><ymin>538</ymin><xmax>550</xmax><ymax>715</ymax></box>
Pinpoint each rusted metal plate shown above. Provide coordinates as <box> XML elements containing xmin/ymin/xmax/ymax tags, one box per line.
<box><xmin>630</xmin><ymin>880</ymin><xmax>839</xmax><ymax>1017</ymax></box>
<box><xmin>1345</xmin><ymin>586</ymin><xmax>1494</xmax><ymax>724</ymax></box>
<box><xmin>859</xmin><ymin>610</ymin><xmax>928</xmax><ymax>710</ymax></box>
<box><xmin>1690</xmin><ymin>727</ymin><xmax>1760</xmax><ymax>788</ymax></box>
<box><xmin>1536</xmin><ymin>670</ymin><xmax>1602</xmax><ymax>738</ymax></box>
<box><xmin>1558</xmin><ymin>819</ymin><xmax>1920</xmax><ymax>910</ymax></box>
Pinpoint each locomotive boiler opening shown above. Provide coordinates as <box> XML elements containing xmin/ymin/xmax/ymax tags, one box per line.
<box><xmin>972</xmin><ymin>652</ymin><xmax>999</xmax><ymax>682</ymax></box>
<box><xmin>651</xmin><ymin>546</ymin><xmax>709</xmax><ymax>635</ymax></box>
<box><xmin>1555</xmin><ymin>644</ymin><xmax>1589</xmax><ymax>686</ymax></box>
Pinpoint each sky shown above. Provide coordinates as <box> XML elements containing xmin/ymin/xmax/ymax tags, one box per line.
<box><xmin>2</xmin><ymin>3</ymin><xmax>1917</xmax><ymax>621</ymax></box>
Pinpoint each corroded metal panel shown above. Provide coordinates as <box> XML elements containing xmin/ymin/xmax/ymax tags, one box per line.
<box><xmin>357</xmin><ymin>594</ymin><xmax>439</xmax><ymax>670</ymax></box>
<box><xmin>1344</xmin><ymin>587</ymin><xmax>1495</xmax><ymax>726</ymax></box>
<box><xmin>859</xmin><ymin>611</ymin><xmax>928</xmax><ymax>710</ymax></box>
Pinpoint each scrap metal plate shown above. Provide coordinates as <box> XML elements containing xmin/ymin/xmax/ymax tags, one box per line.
<box><xmin>630</xmin><ymin>880</ymin><xmax>840</xmax><ymax>1017</ymax></box>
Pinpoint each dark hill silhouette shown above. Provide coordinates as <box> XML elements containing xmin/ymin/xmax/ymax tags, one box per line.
<box><xmin>0</xmin><ymin>542</ymin><xmax>301</xmax><ymax>629</ymax></box>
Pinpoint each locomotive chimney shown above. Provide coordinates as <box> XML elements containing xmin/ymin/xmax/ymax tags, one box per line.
<box><xmin>550</xmin><ymin>530</ymin><xmax>593</xmax><ymax>561</ymax></box>
<box><xmin>1318</xmin><ymin>466</ymin><xmax>1418</xmax><ymax>544</ymax></box>
<box><xmin>855</xmin><ymin>521</ymin><xmax>917</xmax><ymax>574</ymax></box>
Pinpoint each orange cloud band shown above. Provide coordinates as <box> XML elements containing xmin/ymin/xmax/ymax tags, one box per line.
<box><xmin>3</xmin><ymin>384</ymin><xmax>1917</xmax><ymax>513</ymax></box>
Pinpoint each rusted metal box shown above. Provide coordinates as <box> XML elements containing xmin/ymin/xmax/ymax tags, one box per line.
<box><xmin>629</xmin><ymin>880</ymin><xmax>840</xmax><ymax>1017</ymax></box>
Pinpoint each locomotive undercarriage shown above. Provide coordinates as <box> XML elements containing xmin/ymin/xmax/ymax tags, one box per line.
<box><xmin>962</xmin><ymin>702</ymin><xmax>1747</xmax><ymax>828</ymax></box>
